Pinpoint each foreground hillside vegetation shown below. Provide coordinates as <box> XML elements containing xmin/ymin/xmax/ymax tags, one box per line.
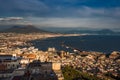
<box><xmin>62</xmin><ymin>66</ymin><xmax>115</xmax><ymax>80</ymax></box>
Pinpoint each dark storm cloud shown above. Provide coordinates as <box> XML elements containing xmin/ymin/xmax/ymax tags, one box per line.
<box><xmin>0</xmin><ymin>0</ymin><xmax>49</xmax><ymax>16</ymax></box>
<box><xmin>0</xmin><ymin>0</ymin><xmax>120</xmax><ymax>17</ymax></box>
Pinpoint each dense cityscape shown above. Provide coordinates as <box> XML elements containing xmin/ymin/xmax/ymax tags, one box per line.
<box><xmin>0</xmin><ymin>33</ymin><xmax>120</xmax><ymax>80</ymax></box>
<box><xmin>0</xmin><ymin>0</ymin><xmax>120</xmax><ymax>80</ymax></box>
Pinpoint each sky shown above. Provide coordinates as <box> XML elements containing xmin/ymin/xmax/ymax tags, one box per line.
<box><xmin>0</xmin><ymin>0</ymin><xmax>120</xmax><ymax>30</ymax></box>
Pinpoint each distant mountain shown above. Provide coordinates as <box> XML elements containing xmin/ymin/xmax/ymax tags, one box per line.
<box><xmin>63</xmin><ymin>29</ymin><xmax>120</xmax><ymax>35</ymax></box>
<box><xmin>1</xmin><ymin>25</ymin><xmax>52</xmax><ymax>34</ymax></box>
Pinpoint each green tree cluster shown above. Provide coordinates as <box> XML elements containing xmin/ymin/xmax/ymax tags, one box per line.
<box><xmin>62</xmin><ymin>66</ymin><xmax>102</xmax><ymax>80</ymax></box>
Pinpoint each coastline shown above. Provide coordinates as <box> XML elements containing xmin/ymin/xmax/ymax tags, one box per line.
<box><xmin>28</xmin><ymin>34</ymin><xmax>120</xmax><ymax>55</ymax></box>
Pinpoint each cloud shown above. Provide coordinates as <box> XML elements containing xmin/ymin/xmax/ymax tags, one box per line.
<box><xmin>26</xmin><ymin>17</ymin><xmax>120</xmax><ymax>30</ymax></box>
<box><xmin>0</xmin><ymin>17</ymin><xmax>23</xmax><ymax>21</ymax></box>
<box><xmin>52</xmin><ymin>6</ymin><xmax>120</xmax><ymax>18</ymax></box>
<box><xmin>15</xmin><ymin>0</ymin><xmax>49</xmax><ymax>11</ymax></box>
<box><xmin>76</xmin><ymin>6</ymin><xmax>105</xmax><ymax>17</ymax></box>
<box><xmin>0</xmin><ymin>17</ymin><xmax>32</xmax><ymax>25</ymax></box>
<box><xmin>0</xmin><ymin>0</ymin><xmax>49</xmax><ymax>16</ymax></box>
<box><xmin>0</xmin><ymin>0</ymin><xmax>120</xmax><ymax>31</ymax></box>
<box><xmin>0</xmin><ymin>0</ymin><xmax>120</xmax><ymax>18</ymax></box>
<box><xmin>0</xmin><ymin>16</ymin><xmax>120</xmax><ymax>31</ymax></box>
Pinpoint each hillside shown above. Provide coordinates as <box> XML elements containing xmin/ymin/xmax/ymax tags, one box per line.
<box><xmin>1</xmin><ymin>25</ymin><xmax>51</xmax><ymax>34</ymax></box>
<box><xmin>63</xmin><ymin>29</ymin><xmax>120</xmax><ymax>35</ymax></box>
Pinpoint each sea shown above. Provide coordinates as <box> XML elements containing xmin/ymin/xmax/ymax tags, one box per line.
<box><xmin>31</xmin><ymin>35</ymin><xmax>120</xmax><ymax>54</ymax></box>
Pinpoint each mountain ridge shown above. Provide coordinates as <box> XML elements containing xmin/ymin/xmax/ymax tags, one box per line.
<box><xmin>1</xmin><ymin>25</ymin><xmax>52</xmax><ymax>34</ymax></box>
<box><xmin>64</xmin><ymin>29</ymin><xmax>120</xmax><ymax>35</ymax></box>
